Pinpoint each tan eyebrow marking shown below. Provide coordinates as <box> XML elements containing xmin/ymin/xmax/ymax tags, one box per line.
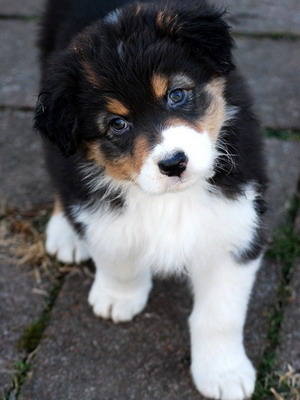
<box><xmin>156</xmin><ymin>11</ymin><xmax>164</xmax><ymax>28</ymax></box>
<box><xmin>106</xmin><ymin>98</ymin><xmax>130</xmax><ymax>116</ymax></box>
<box><xmin>82</xmin><ymin>61</ymin><xmax>101</xmax><ymax>89</ymax></box>
<box><xmin>151</xmin><ymin>74</ymin><xmax>169</xmax><ymax>98</ymax></box>
<box><xmin>156</xmin><ymin>10</ymin><xmax>178</xmax><ymax>34</ymax></box>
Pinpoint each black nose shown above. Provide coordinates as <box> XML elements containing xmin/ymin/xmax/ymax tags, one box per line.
<box><xmin>158</xmin><ymin>151</ymin><xmax>188</xmax><ymax>177</ymax></box>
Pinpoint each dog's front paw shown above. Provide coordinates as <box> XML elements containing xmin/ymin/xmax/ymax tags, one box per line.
<box><xmin>46</xmin><ymin>214</ymin><xmax>90</xmax><ymax>264</ymax></box>
<box><xmin>191</xmin><ymin>355</ymin><xmax>256</xmax><ymax>400</ymax></box>
<box><xmin>88</xmin><ymin>273</ymin><xmax>152</xmax><ymax>323</ymax></box>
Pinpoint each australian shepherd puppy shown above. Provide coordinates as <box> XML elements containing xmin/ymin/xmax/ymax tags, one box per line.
<box><xmin>35</xmin><ymin>0</ymin><xmax>267</xmax><ymax>398</ymax></box>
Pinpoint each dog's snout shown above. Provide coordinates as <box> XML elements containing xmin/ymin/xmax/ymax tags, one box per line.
<box><xmin>158</xmin><ymin>151</ymin><xmax>188</xmax><ymax>177</ymax></box>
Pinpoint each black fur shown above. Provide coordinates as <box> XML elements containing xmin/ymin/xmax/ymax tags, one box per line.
<box><xmin>35</xmin><ymin>0</ymin><xmax>267</xmax><ymax>256</ymax></box>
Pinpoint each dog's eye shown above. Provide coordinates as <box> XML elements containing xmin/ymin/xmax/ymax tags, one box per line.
<box><xmin>168</xmin><ymin>89</ymin><xmax>188</xmax><ymax>106</ymax></box>
<box><xmin>109</xmin><ymin>117</ymin><xmax>128</xmax><ymax>134</ymax></box>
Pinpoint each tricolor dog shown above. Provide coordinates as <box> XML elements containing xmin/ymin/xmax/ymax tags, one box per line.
<box><xmin>35</xmin><ymin>0</ymin><xmax>267</xmax><ymax>398</ymax></box>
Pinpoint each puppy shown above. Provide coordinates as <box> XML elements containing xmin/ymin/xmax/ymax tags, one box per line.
<box><xmin>35</xmin><ymin>0</ymin><xmax>267</xmax><ymax>399</ymax></box>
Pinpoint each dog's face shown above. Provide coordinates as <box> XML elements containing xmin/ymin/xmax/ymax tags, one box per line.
<box><xmin>35</xmin><ymin>3</ymin><xmax>235</xmax><ymax>194</ymax></box>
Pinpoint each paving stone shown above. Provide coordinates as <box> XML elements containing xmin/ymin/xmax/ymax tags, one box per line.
<box><xmin>264</xmin><ymin>138</ymin><xmax>300</xmax><ymax>234</ymax></box>
<box><xmin>276</xmin><ymin>212</ymin><xmax>300</xmax><ymax>372</ymax></box>
<box><xmin>20</xmin><ymin>273</ymin><xmax>202</xmax><ymax>400</ymax></box>
<box><xmin>0</xmin><ymin>259</ymin><xmax>49</xmax><ymax>397</ymax></box>
<box><xmin>19</xmin><ymin>138</ymin><xmax>300</xmax><ymax>399</ymax></box>
<box><xmin>19</xmin><ymin>261</ymin><xmax>282</xmax><ymax>400</ymax></box>
<box><xmin>220</xmin><ymin>0</ymin><xmax>300</xmax><ymax>35</ymax></box>
<box><xmin>245</xmin><ymin>138</ymin><xmax>300</xmax><ymax>360</ymax></box>
<box><xmin>0</xmin><ymin>110</ymin><xmax>51</xmax><ymax>211</ymax></box>
<box><xmin>276</xmin><ymin>259</ymin><xmax>300</xmax><ymax>371</ymax></box>
<box><xmin>1</xmin><ymin>0</ymin><xmax>299</xmax><ymax>35</ymax></box>
<box><xmin>0</xmin><ymin>0</ymin><xmax>44</xmax><ymax>17</ymax></box>
<box><xmin>235</xmin><ymin>38</ymin><xmax>300</xmax><ymax>130</ymax></box>
<box><xmin>1</xmin><ymin>21</ymin><xmax>300</xmax><ymax>129</ymax></box>
<box><xmin>0</xmin><ymin>20</ymin><xmax>39</xmax><ymax>108</ymax></box>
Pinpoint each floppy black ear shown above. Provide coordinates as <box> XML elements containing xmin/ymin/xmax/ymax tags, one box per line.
<box><xmin>158</xmin><ymin>5</ymin><xmax>235</xmax><ymax>74</ymax></box>
<box><xmin>34</xmin><ymin>51</ymin><xmax>80</xmax><ymax>156</ymax></box>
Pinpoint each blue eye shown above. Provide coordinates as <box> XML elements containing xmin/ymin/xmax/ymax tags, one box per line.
<box><xmin>168</xmin><ymin>89</ymin><xmax>188</xmax><ymax>106</ymax></box>
<box><xmin>110</xmin><ymin>117</ymin><xmax>128</xmax><ymax>134</ymax></box>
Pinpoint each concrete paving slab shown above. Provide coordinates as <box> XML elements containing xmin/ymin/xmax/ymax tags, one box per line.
<box><xmin>220</xmin><ymin>0</ymin><xmax>300</xmax><ymax>35</ymax></box>
<box><xmin>0</xmin><ymin>20</ymin><xmax>39</xmax><ymax>108</ymax></box>
<box><xmin>19</xmin><ymin>138</ymin><xmax>300</xmax><ymax>399</ymax></box>
<box><xmin>276</xmin><ymin>213</ymin><xmax>300</xmax><ymax>372</ymax></box>
<box><xmin>20</xmin><ymin>273</ymin><xmax>202</xmax><ymax>400</ymax></box>
<box><xmin>1</xmin><ymin>0</ymin><xmax>299</xmax><ymax>36</ymax></box>
<box><xmin>235</xmin><ymin>38</ymin><xmax>300</xmax><ymax>130</ymax></box>
<box><xmin>0</xmin><ymin>259</ymin><xmax>49</xmax><ymax>397</ymax></box>
<box><xmin>1</xmin><ymin>21</ymin><xmax>299</xmax><ymax>130</ymax></box>
<box><xmin>1</xmin><ymin>0</ymin><xmax>44</xmax><ymax>17</ymax></box>
<box><xmin>264</xmin><ymin>138</ymin><xmax>300</xmax><ymax>233</ymax></box>
<box><xmin>19</xmin><ymin>260</ymin><xmax>281</xmax><ymax>400</ymax></box>
<box><xmin>0</xmin><ymin>110</ymin><xmax>51</xmax><ymax>211</ymax></box>
<box><xmin>276</xmin><ymin>259</ymin><xmax>300</xmax><ymax>371</ymax></box>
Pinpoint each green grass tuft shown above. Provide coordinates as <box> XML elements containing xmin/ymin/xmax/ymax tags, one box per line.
<box><xmin>233</xmin><ymin>31</ymin><xmax>300</xmax><ymax>41</ymax></box>
<box><xmin>253</xmin><ymin>193</ymin><xmax>300</xmax><ymax>399</ymax></box>
<box><xmin>18</xmin><ymin>315</ymin><xmax>50</xmax><ymax>353</ymax></box>
<box><xmin>264</xmin><ymin>128</ymin><xmax>300</xmax><ymax>141</ymax></box>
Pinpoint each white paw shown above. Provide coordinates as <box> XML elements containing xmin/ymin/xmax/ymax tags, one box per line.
<box><xmin>191</xmin><ymin>355</ymin><xmax>256</xmax><ymax>400</ymax></box>
<box><xmin>46</xmin><ymin>213</ymin><xmax>90</xmax><ymax>264</ymax></box>
<box><xmin>88</xmin><ymin>272</ymin><xmax>152</xmax><ymax>323</ymax></box>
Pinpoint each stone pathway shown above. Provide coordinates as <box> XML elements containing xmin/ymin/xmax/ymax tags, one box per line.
<box><xmin>0</xmin><ymin>1</ymin><xmax>299</xmax><ymax>399</ymax></box>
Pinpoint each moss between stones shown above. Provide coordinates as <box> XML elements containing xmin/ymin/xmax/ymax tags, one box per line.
<box><xmin>253</xmin><ymin>190</ymin><xmax>300</xmax><ymax>399</ymax></box>
<box><xmin>264</xmin><ymin>128</ymin><xmax>300</xmax><ymax>142</ymax></box>
<box><xmin>233</xmin><ymin>31</ymin><xmax>300</xmax><ymax>41</ymax></box>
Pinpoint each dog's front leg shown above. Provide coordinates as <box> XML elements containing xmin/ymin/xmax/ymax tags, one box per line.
<box><xmin>88</xmin><ymin>256</ymin><xmax>152</xmax><ymax>323</ymax></box>
<box><xmin>189</xmin><ymin>256</ymin><xmax>261</xmax><ymax>400</ymax></box>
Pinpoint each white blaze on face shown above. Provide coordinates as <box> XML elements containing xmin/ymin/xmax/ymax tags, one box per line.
<box><xmin>136</xmin><ymin>125</ymin><xmax>216</xmax><ymax>194</ymax></box>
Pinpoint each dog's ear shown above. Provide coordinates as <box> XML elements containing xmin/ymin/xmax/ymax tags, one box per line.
<box><xmin>34</xmin><ymin>51</ymin><xmax>81</xmax><ymax>156</ymax></box>
<box><xmin>157</xmin><ymin>5</ymin><xmax>235</xmax><ymax>74</ymax></box>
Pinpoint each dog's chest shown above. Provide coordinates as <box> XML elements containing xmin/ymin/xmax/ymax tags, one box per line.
<box><xmin>79</xmin><ymin>185</ymin><xmax>257</xmax><ymax>272</ymax></box>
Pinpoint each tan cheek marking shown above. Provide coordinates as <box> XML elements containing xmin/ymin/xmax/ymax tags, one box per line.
<box><xmin>86</xmin><ymin>137</ymin><xmax>150</xmax><ymax>181</ymax></box>
<box><xmin>82</xmin><ymin>61</ymin><xmax>101</xmax><ymax>89</ymax></box>
<box><xmin>151</xmin><ymin>74</ymin><xmax>169</xmax><ymax>99</ymax></box>
<box><xmin>131</xmin><ymin>136</ymin><xmax>150</xmax><ymax>173</ymax></box>
<box><xmin>201</xmin><ymin>77</ymin><xmax>227</xmax><ymax>142</ymax></box>
<box><xmin>106</xmin><ymin>98</ymin><xmax>130</xmax><ymax>116</ymax></box>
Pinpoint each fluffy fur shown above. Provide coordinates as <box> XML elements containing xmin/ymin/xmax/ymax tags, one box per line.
<box><xmin>35</xmin><ymin>1</ymin><xmax>267</xmax><ymax>399</ymax></box>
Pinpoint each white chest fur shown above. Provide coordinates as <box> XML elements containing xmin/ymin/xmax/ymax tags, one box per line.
<box><xmin>75</xmin><ymin>184</ymin><xmax>258</xmax><ymax>274</ymax></box>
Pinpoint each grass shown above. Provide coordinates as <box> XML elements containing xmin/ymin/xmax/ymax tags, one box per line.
<box><xmin>233</xmin><ymin>31</ymin><xmax>300</xmax><ymax>41</ymax></box>
<box><xmin>0</xmin><ymin>15</ymin><xmax>38</xmax><ymax>21</ymax></box>
<box><xmin>3</xmin><ymin>360</ymin><xmax>31</xmax><ymax>400</ymax></box>
<box><xmin>253</xmin><ymin>191</ymin><xmax>300</xmax><ymax>399</ymax></box>
<box><xmin>264</xmin><ymin>128</ymin><xmax>300</xmax><ymax>142</ymax></box>
<box><xmin>17</xmin><ymin>281</ymin><xmax>63</xmax><ymax>353</ymax></box>
<box><xmin>1</xmin><ymin>206</ymin><xmax>69</xmax><ymax>400</ymax></box>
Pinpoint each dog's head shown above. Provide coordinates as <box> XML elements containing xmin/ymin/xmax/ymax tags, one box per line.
<box><xmin>35</xmin><ymin>1</ymin><xmax>235</xmax><ymax>194</ymax></box>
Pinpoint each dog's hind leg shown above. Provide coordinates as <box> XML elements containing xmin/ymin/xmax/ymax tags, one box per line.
<box><xmin>45</xmin><ymin>197</ymin><xmax>90</xmax><ymax>264</ymax></box>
